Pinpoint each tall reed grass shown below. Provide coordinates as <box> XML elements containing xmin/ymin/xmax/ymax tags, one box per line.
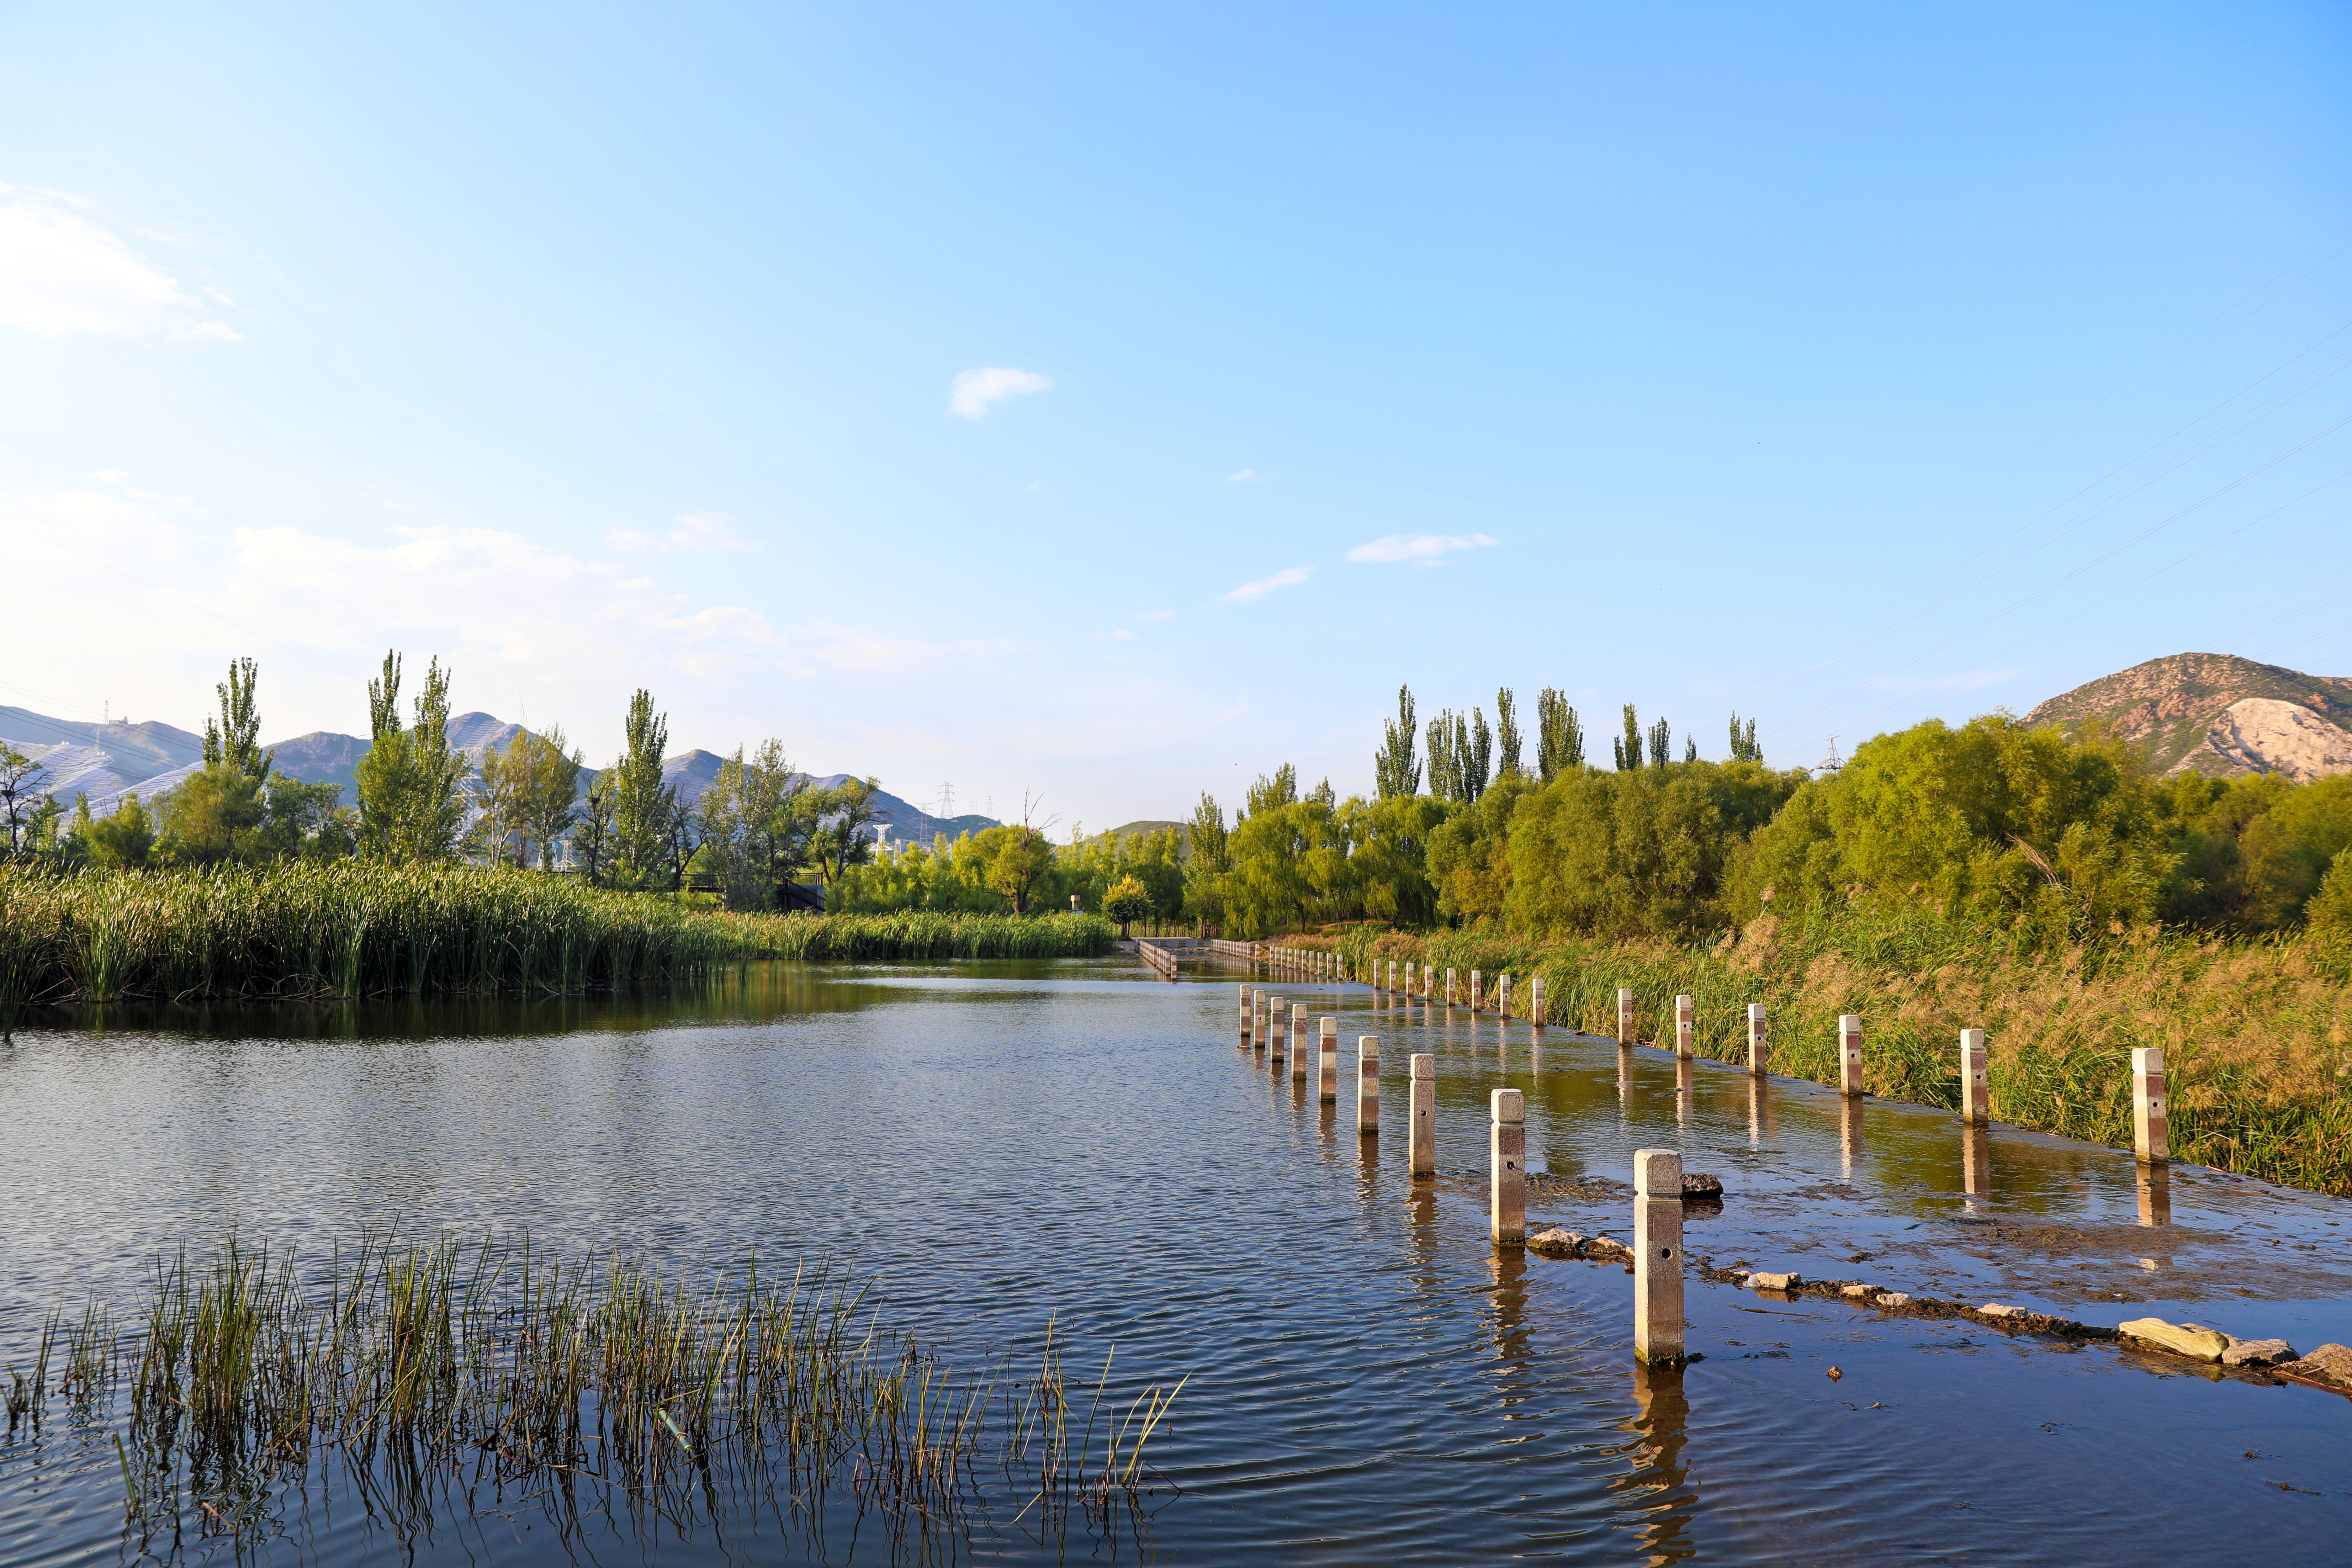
<box><xmin>7</xmin><ymin>1230</ymin><xmax>1180</xmax><ymax>1553</ymax></box>
<box><xmin>1329</xmin><ymin>910</ymin><xmax>2352</xmax><ymax>1194</ymax></box>
<box><xmin>0</xmin><ymin>864</ymin><xmax>1116</xmax><ymax>1012</ymax></box>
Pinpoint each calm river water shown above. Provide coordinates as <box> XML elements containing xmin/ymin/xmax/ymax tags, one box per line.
<box><xmin>4</xmin><ymin>956</ymin><xmax>2350</xmax><ymax>1564</ymax></box>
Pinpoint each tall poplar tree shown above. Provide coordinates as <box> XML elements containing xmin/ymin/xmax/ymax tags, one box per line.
<box><xmin>1374</xmin><ymin>684</ymin><xmax>1421</xmax><ymax>799</ymax></box>
<box><xmin>1494</xmin><ymin>688</ymin><xmax>1522</xmax><ymax>778</ymax></box>
<box><xmin>1535</xmin><ymin>688</ymin><xmax>1583</xmax><ymax>781</ymax></box>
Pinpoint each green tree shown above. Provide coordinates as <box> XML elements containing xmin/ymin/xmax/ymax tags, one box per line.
<box><xmin>1374</xmin><ymin>685</ymin><xmax>1422</xmax><ymax>799</ymax></box>
<box><xmin>978</xmin><ymin>823</ymin><xmax>1055</xmax><ymax>913</ymax></box>
<box><xmin>156</xmin><ymin>763</ymin><xmax>267</xmax><ymax>862</ymax></box>
<box><xmin>1103</xmin><ymin>873</ymin><xmax>1153</xmax><ymax>935</ymax></box>
<box><xmin>2308</xmin><ymin>848</ymin><xmax>2352</xmax><ymax>937</ymax></box>
<box><xmin>0</xmin><ymin>743</ymin><xmax>42</xmax><ymax>851</ymax></box>
<box><xmin>1612</xmin><ymin>704</ymin><xmax>1643</xmax><ymax>771</ymax></box>
<box><xmin>609</xmin><ymin>689</ymin><xmax>677</xmax><ymax>889</ymax></box>
<box><xmin>1647</xmin><ymin>715</ymin><xmax>1672</xmax><ymax>768</ymax></box>
<box><xmin>1495</xmin><ymin>688</ymin><xmax>1522</xmax><ymax>778</ymax></box>
<box><xmin>478</xmin><ymin>724</ymin><xmax>585</xmax><ymax>869</ymax></box>
<box><xmin>1727</xmin><ymin>711</ymin><xmax>1762</xmax><ymax>763</ymax></box>
<box><xmin>71</xmin><ymin>791</ymin><xmax>154</xmax><ymax>868</ymax></box>
<box><xmin>354</xmin><ymin>651</ymin><xmax>467</xmax><ymax>864</ymax></box>
<box><xmin>1183</xmin><ymin>792</ymin><xmax>1231</xmax><ymax>929</ymax></box>
<box><xmin>575</xmin><ymin>771</ymin><xmax>619</xmax><ymax>886</ymax></box>
<box><xmin>1535</xmin><ymin>689</ymin><xmax>1583</xmax><ymax>782</ymax></box>
<box><xmin>201</xmin><ymin>657</ymin><xmax>274</xmax><ymax>783</ymax></box>
<box><xmin>804</xmin><ymin>776</ymin><xmax>883</xmax><ymax>895</ymax></box>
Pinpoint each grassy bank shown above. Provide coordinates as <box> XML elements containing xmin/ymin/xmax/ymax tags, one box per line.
<box><xmin>1325</xmin><ymin>911</ymin><xmax>2352</xmax><ymax>1195</ymax></box>
<box><xmin>0</xmin><ymin>864</ymin><xmax>1116</xmax><ymax>1009</ymax></box>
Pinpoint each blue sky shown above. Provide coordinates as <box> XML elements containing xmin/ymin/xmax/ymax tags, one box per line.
<box><xmin>5</xmin><ymin>3</ymin><xmax>2351</xmax><ymax>829</ymax></box>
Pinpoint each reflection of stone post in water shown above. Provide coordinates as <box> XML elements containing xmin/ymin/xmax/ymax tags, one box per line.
<box><xmin>1319</xmin><ymin>1017</ymin><xmax>1339</xmax><ymax>1101</ymax></box>
<box><xmin>1958</xmin><ymin>1028</ymin><xmax>1989</xmax><ymax>1125</ymax></box>
<box><xmin>1446</xmin><ymin>968</ymin><xmax>1457</xmax><ymax>1006</ymax></box>
<box><xmin>1748</xmin><ymin>1076</ymin><xmax>1771</xmax><ymax>1148</ymax></box>
<box><xmin>2133</xmin><ymin>1047</ymin><xmax>2168</xmax><ymax>1164</ymax></box>
<box><xmin>1746</xmin><ymin>1003</ymin><xmax>1768</xmax><ymax>1076</ymax></box>
<box><xmin>1409</xmin><ymin>1053</ymin><xmax>1436</xmax><ymax>1175</ymax></box>
<box><xmin>2137</xmin><ymin>1162</ymin><xmax>2171</xmax><ymax>1225</ymax></box>
<box><xmin>1675</xmin><ymin>1056</ymin><xmax>1694</xmax><ymax>1125</ymax></box>
<box><xmin>1470</xmin><ymin>970</ymin><xmax>1484</xmax><ymax>1013</ymax></box>
<box><xmin>1292</xmin><ymin>1005</ymin><xmax>1310</xmax><ymax>1082</ymax></box>
<box><xmin>1627</xmin><ymin>1361</ymin><xmax>1695</xmax><ymax>1560</ymax></box>
<box><xmin>1960</xmin><ymin>1122</ymin><xmax>1989</xmax><ymax>1204</ymax></box>
<box><xmin>1633</xmin><ymin>1148</ymin><xmax>1686</xmax><ymax>1363</ymax></box>
<box><xmin>1617</xmin><ymin>987</ymin><xmax>1635</xmax><ymax>1044</ymax></box>
<box><xmin>1490</xmin><ymin>1088</ymin><xmax>1526</xmax><ymax>1244</ymax></box>
<box><xmin>1358</xmin><ymin>1034</ymin><xmax>1380</xmax><ymax>1134</ymax></box>
<box><xmin>1618</xmin><ymin>1045</ymin><xmax>1633</xmax><ymax>1107</ymax></box>
<box><xmin>1498</xmin><ymin>972</ymin><xmax>1513</xmax><ymax>1020</ymax></box>
<box><xmin>1530</xmin><ymin>975</ymin><xmax>1546</xmax><ymax>1029</ymax></box>
<box><xmin>1675</xmin><ymin>994</ymin><xmax>1694</xmax><ymax>1058</ymax></box>
<box><xmin>1840</xmin><ymin>1095</ymin><xmax>1864</xmax><ymax>1177</ymax></box>
<box><xmin>1839</xmin><ymin>1014</ymin><xmax>1865</xmax><ymax>1095</ymax></box>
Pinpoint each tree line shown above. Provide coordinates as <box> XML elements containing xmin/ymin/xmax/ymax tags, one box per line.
<box><xmin>0</xmin><ymin>653</ymin><xmax>888</xmax><ymax>911</ymax></box>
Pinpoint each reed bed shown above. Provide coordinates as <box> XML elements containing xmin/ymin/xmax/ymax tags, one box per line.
<box><xmin>0</xmin><ymin>864</ymin><xmax>1116</xmax><ymax>1012</ymax></box>
<box><xmin>1329</xmin><ymin>910</ymin><xmax>2352</xmax><ymax>1195</ymax></box>
<box><xmin>5</xmin><ymin>1231</ymin><xmax>1181</xmax><ymax>1553</ymax></box>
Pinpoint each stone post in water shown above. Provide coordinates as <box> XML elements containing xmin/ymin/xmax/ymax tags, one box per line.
<box><xmin>1409</xmin><ymin>1053</ymin><xmax>1436</xmax><ymax>1175</ymax></box>
<box><xmin>1253</xmin><ymin>989</ymin><xmax>1267</xmax><ymax>1048</ymax></box>
<box><xmin>1270</xmin><ymin>997</ymin><xmax>1288</xmax><ymax>1063</ymax></box>
<box><xmin>1529</xmin><ymin>975</ymin><xmax>1545</xmax><ymax>1028</ymax></box>
<box><xmin>1320</xmin><ymin>1017</ymin><xmax>1339</xmax><ymax>1101</ymax></box>
<box><xmin>1839</xmin><ymin>1013</ymin><xmax>1865</xmax><ymax>1096</ymax></box>
<box><xmin>1358</xmin><ymin>1035</ymin><xmax>1381</xmax><ymax>1133</ymax></box>
<box><xmin>2133</xmin><ymin>1047</ymin><xmax>2168</xmax><ymax>1164</ymax></box>
<box><xmin>1292</xmin><ymin>1004</ymin><xmax>1310</xmax><ymax>1081</ymax></box>
<box><xmin>1617</xmin><ymin>987</ymin><xmax>1635</xmax><ymax>1044</ymax></box>
<box><xmin>1446</xmin><ymin>968</ymin><xmax>1458</xmax><ymax>1006</ymax></box>
<box><xmin>1498</xmin><ymin>973</ymin><xmax>1513</xmax><ymax>1020</ymax></box>
<box><xmin>1959</xmin><ymin>1028</ymin><xmax>1989</xmax><ymax>1125</ymax></box>
<box><xmin>1746</xmin><ymin>1003</ymin><xmax>1768</xmax><ymax>1076</ymax></box>
<box><xmin>1240</xmin><ymin>984</ymin><xmax>1252</xmax><ymax>1045</ymax></box>
<box><xmin>1490</xmin><ymin>1088</ymin><xmax>1525</xmax><ymax>1244</ymax></box>
<box><xmin>1675</xmin><ymin>994</ymin><xmax>1695</xmax><ymax>1059</ymax></box>
<box><xmin>1633</xmin><ymin>1148</ymin><xmax>1686</xmax><ymax>1364</ymax></box>
<box><xmin>1471</xmin><ymin>970</ymin><xmax>1484</xmax><ymax>1012</ymax></box>
<box><xmin>1404</xmin><ymin>960</ymin><xmax>1415</xmax><ymax>997</ymax></box>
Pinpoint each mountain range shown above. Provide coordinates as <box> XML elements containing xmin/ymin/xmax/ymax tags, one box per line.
<box><xmin>2022</xmin><ymin>653</ymin><xmax>2352</xmax><ymax>781</ymax></box>
<box><xmin>0</xmin><ymin>707</ymin><xmax>1001</xmax><ymax>845</ymax></box>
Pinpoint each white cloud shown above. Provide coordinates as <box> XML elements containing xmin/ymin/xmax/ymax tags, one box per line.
<box><xmin>607</xmin><ymin>512</ymin><xmax>757</xmax><ymax>555</ymax></box>
<box><xmin>1226</xmin><ymin>468</ymin><xmax>1265</xmax><ymax>484</ymax></box>
<box><xmin>1346</xmin><ymin>532</ymin><xmax>1500</xmax><ymax>567</ymax></box>
<box><xmin>949</xmin><ymin>366</ymin><xmax>1051</xmax><ymax>419</ymax></box>
<box><xmin>0</xmin><ymin>186</ymin><xmax>242</xmax><ymax>341</ymax></box>
<box><xmin>1222</xmin><ymin>566</ymin><xmax>1312</xmax><ymax>604</ymax></box>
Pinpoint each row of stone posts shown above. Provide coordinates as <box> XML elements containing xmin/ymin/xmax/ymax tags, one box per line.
<box><xmin>1619</xmin><ymin>987</ymin><xmax>2171</xmax><ymax>1165</ymax></box>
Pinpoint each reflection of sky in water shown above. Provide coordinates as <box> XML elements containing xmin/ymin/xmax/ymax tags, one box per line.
<box><xmin>2</xmin><ymin>957</ymin><xmax>2349</xmax><ymax>1564</ymax></box>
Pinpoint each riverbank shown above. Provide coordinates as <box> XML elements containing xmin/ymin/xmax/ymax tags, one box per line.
<box><xmin>1314</xmin><ymin>909</ymin><xmax>2352</xmax><ymax>1195</ymax></box>
<box><xmin>0</xmin><ymin>863</ymin><xmax>1115</xmax><ymax>1009</ymax></box>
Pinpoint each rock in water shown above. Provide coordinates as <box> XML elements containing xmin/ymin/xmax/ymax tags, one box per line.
<box><xmin>1528</xmin><ymin>1229</ymin><xmax>1584</xmax><ymax>1256</ymax></box>
<box><xmin>2285</xmin><ymin>1343</ymin><xmax>2352</xmax><ymax>1385</ymax></box>
<box><xmin>2221</xmin><ymin>1337</ymin><xmax>2298</xmax><ymax>1368</ymax></box>
<box><xmin>2118</xmin><ymin>1318</ymin><xmax>2230</xmax><ymax>1362</ymax></box>
<box><xmin>1748</xmin><ymin>1271</ymin><xmax>1802</xmax><ymax>1292</ymax></box>
<box><xmin>1680</xmin><ymin>1173</ymin><xmax>1723</xmax><ymax>1198</ymax></box>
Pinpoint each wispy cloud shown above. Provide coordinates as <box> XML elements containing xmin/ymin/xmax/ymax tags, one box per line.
<box><xmin>1222</xmin><ymin>566</ymin><xmax>1312</xmax><ymax>604</ymax></box>
<box><xmin>1346</xmin><ymin>532</ymin><xmax>1500</xmax><ymax>567</ymax></box>
<box><xmin>949</xmin><ymin>366</ymin><xmax>1051</xmax><ymax>419</ymax></box>
<box><xmin>0</xmin><ymin>185</ymin><xmax>241</xmax><ymax>341</ymax></box>
<box><xmin>1225</xmin><ymin>468</ymin><xmax>1265</xmax><ymax>484</ymax></box>
<box><xmin>608</xmin><ymin>512</ymin><xmax>757</xmax><ymax>555</ymax></box>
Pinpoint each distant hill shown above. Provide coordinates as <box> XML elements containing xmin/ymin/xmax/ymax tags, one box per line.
<box><xmin>1097</xmin><ymin>820</ymin><xmax>1186</xmax><ymax>841</ymax></box>
<box><xmin>1</xmin><ymin>703</ymin><xmax>998</xmax><ymax>841</ymax></box>
<box><xmin>2024</xmin><ymin>653</ymin><xmax>2352</xmax><ymax>781</ymax></box>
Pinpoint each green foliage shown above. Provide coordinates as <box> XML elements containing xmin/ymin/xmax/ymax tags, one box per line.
<box><xmin>1373</xmin><ymin>685</ymin><xmax>1421</xmax><ymax>799</ymax></box>
<box><xmin>354</xmin><ymin>651</ymin><xmax>467</xmax><ymax>865</ymax></box>
<box><xmin>1426</xmin><ymin>708</ymin><xmax>1491</xmax><ymax>802</ymax></box>
<box><xmin>71</xmin><ymin>792</ymin><xmax>155</xmax><ymax>869</ymax></box>
<box><xmin>803</xmin><ymin>776</ymin><xmax>883</xmax><ymax>891</ymax></box>
<box><xmin>1182</xmin><ymin>793</ymin><xmax>1231</xmax><ymax>928</ymax></box>
<box><xmin>980</xmin><ymin>823</ymin><xmax>1056</xmax><ymax>913</ymax></box>
<box><xmin>758</xmin><ymin>910</ymin><xmax>1114</xmax><ymax>961</ymax></box>
<box><xmin>1737</xmin><ymin>713</ymin><xmax>2174</xmax><ymax>942</ymax></box>
<box><xmin>1611</xmin><ymin>703</ymin><xmax>1642</xmax><ymax>771</ymax></box>
<box><xmin>476</xmin><ymin>724</ymin><xmax>585</xmax><ymax>870</ymax></box>
<box><xmin>695</xmin><ymin>740</ymin><xmax>809</xmax><ymax>910</ymax></box>
<box><xmin>1102</xmin><ymin>874</ymin><xmax>1153</xmax><ymax>930</ymax></box>
<box><xmin>200</xmin><ymin>657</ymin><xmax>273</xmax><ymax>783</ymax></box>
<box><xmin>609</xmin><ymin>688</ymin><xmax>678</xmax><ymax>890</ymax></box>
<box><xmin>2235</xmin><ymin>775</ymin><xmax>2352</xmax><ymax>931</ymax></box>
<box><xmin>1504</xmin><ymin>759</ymin><xmax>1801</xmax><ymax>939</ymax></box>
<box><xmin>1727</xmin><ymin>711</ymin><xmax>1762</xmax><ymax>763</ymax></box>
<box><xmin>1426</xmin><ymin>772</ymin><xmax>1527</xmax><ymax>925</ymax></box>
<box><xmin>1494</xmin><ymin>688</ymin><xmax>1522</xmax><ymax>778</ymax></box>
<box><xmin>2309</xmin><ymin>849</ymin><xmax>2352</xmax><ymax>937</ymax></box>
<box><xmin>1534</xmin><ymin>689</ymin><xmax>1583</xmax><ymax>781</ymax></box>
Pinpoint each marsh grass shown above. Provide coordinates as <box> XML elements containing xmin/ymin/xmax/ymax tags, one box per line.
<box><xmin>0</xmin><ymin>864</ymin><xmax>1115</xmax><ymax>1014</ymax></box>
<box><xmin>1331</xmin><ymin>909</ymin><xmax>2352</xmax><ymax>1194</ymax></box>
<box><xmin>10</xmin><ymin>1230</ymin><xmax>1181</xmax><ymax>1555</ymax></box>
